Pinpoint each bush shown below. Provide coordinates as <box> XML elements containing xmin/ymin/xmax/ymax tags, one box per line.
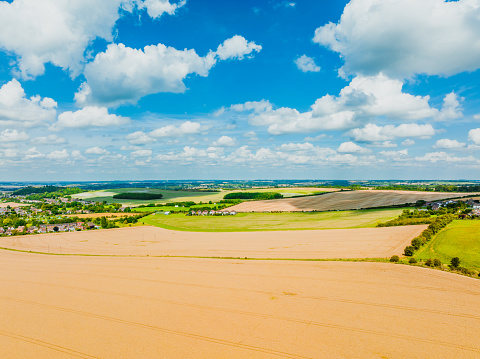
<box><xmin>404</xmin><ymin>246</ymin><xmax>415</xmax><ymax>256</ymax></box>
<box><xmin>450</xmin><ymin>257</ymin><xmax>460</xmax><ymax>268</ymax></box>
<box><xmin>433</xmin><ymin>258</ymin><xmax>442</xmax><ymax>267</ymax></box>
<box><xmin>389</xmin><ymin>255</ymin><xmax>400</xmax><ymax>263</ymax></box>
<box><xmin>408</xmin><ymin>258</ymin><xmax>417</xmax><ymax>264</ymax></box>
<box><xmin>425</xmin><ymin>259</ymin><xmax>434</xmax><ymax>267</ymax></box>
<box><xmin>411</xmin><ymin>237</ymin><xmax>423</xmax><ymax>250</ymax></box>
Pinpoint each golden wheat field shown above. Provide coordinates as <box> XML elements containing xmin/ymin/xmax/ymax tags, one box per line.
<box><xmin>0</xmin><ymin>225</ymin><xmax>426</xmax><ymax>258</ymax></box>
<box><xmin>1</xmin><ymin>250</ymin><xmax>480</xmax><ymax>358</ymax></box>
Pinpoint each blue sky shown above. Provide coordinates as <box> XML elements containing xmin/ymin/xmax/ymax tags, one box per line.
<box><xmin>1</xmin><ymin>0</ymin><xmax>480</xmax><ymax>181</ymax></box>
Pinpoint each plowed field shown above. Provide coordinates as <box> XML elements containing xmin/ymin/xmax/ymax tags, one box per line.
<box><xmin>226</xmin><ymin>190</ymin><xmax>476</xmax><ymax>212</ymax></box>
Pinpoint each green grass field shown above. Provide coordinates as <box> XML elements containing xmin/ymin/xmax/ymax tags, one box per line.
<box><xmin>133</xmin><ymin>203</ymin><xmax>228</xmax><ymax>212</ymax></box>
<box><xmin>72</xmin><ymin>187</ymin><xmax>331</xmax><ymax>206</ymax></box>
<box><xmin>415</xmin><ymin>220</ymin><xmax>480</xmax><ymax>270</ymax></box>
<box><xmin>141</xmin><ymin>208</ymin><xmax>408</xmax><ymax>232</ymax></box>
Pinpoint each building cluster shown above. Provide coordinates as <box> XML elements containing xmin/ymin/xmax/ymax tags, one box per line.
<box><xmin>187</xmin><ymin>210</ymin><xmax>237</xmax><ymax>216</ymax></box>
<box><xmin>0</xmin><ymin>221</ymin><xmax>99</xmax><ymax>236</ymax></box>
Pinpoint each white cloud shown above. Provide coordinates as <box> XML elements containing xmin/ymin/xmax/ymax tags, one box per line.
<box><xmin>295</xmin><ymin>55</ymin><xmax>320</xmax><ymax>73</ymax></box>
<box><xmin>379</xmin><ymin>149</ymin><xmax>408</xmax><ymax>157</ymax></box>
<box><xmin>31</xmin><ymin>134</ymin><xmax>66</xmax><ymax>144</ymax></box>
<box><xmin>131</xmin><ymin>0</ymin><xmax>186</xmax><ymax>19</ymax></box>
<box><xmin>212</xmin><ymin>136</ymin><xmax>236</xmax><ymax>147</ymax></box>
<box><xmin>337</xmin><ymin>141</ymin><xmax>370</xmax><ymax>153</ymax></box>
<box><xmin>85</xmin><ymin>147</ymin><xmax>109</xmax><ymax>155</ymax></box>
<box><xmin>434</xmin><ymin>139</ymin><xmax>466</xmax><ymax>149</ymax></box>
<box><xmin>436</xmin><ymin>92</ymin><xmax>463</xmax><ymax>122</ymax></box>
<box><xmin>415</xmin><ymin>152</ymin><xmax>479</xmax><ymax>164</ymax></box>
<box><xmin>215</xmin><ymin>35</ymin><xmax>262</xmax><ymax>60</ymax></box>
<box><xmin>46</xmin><ymin>149</ymin><xmax>69</xmax><ymax>160</ymax></box>
<box><xmin>131</xmin><ymin>149</ymin><xmax>153</xmax><ymax>157</ymax></box>
<box><xmin>0</xmin><ymin>0</ymin><xmax>185</xmax><ymax>79</ymax></box>
<box><xmin>57</xmin><ymin>106</ymin><xmax>130</xmax><ymax>128</ymax></box>
<box><xmin>150</xmin><ymin>121</ymin><xmax>203</xmax><ymax>138</ymax></box>
<box><xmin>0</xmin><ymin>129</ymin><xmax>29</xmax><ymax>142</ymax></box>
<box><xmin>0</xmin><ymin>79</ymin><xmax>57</xmax><ymax>126</ymax></box>
<box><xmin>25</xmin><ymin>147</ymin><xmax>45</xmax><ymax>159</ymax></box>
<box><xmin>349</xmin><ymin>123</ymin><xmax>436</xmax><ymax>142</ymax></box>
<box><xmin>314</xmin><ymin>0</ymin><xmax>480</xmax><ymax>79</ymax></box>
<box><xmin>402</xmin><ymin>139</ymin><xmax>415</xmax><ymax>146</ymax></box>
<box><xmin>304</xmin><ymin>134</ymin><xmax>328</xmax><ymax>142</ymax></box>
<box><xmin>468</xmin><ymin>128</ymin><xmax>480</xmax><ymax>145</ymax></box>
<box><xmin>76</xmin><ymin>35</ymin><xmax>261</xmax><ymax>107</ymax></box>
<box><xmin>230</xmin><ymin>100</ymin><xmax>273</xmax><ymax>113</ymax></box>
<box><xmin>125</xmin><ymin>131</ymin><xmax>156</xmax><ymax>145</ymax></box>
<box><xmin>244</xmin><ymin>73</ymin><xmax>441</xmax><ymax>135</ymax></box>
<box><xmin>243</xmin><ymin>131</ymin><xmax>258</xmax><ymax>138</ymax></box>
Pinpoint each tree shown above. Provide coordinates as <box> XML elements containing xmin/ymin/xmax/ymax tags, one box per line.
<box><xmin>450</xmin><ymin>257</ymin><xmax>460</xmax><ymax>268</ymax></box>
<box><xmin>389</xmin><ymin>255</ymin><xmax>400</xmax><ymax>263</ymax></box>
<box><xmin>404</xmin><ymin>246</ymin><xmax>415</xmax><ymax>256</ymax></box>
<box><xmin>433</xmin><ymin>258</ymin><xmax>442</xmax><ymax>267</ymax></box>
<box><xmin>100</xmin><ymin>216</ymin><xmax>108</xmax><ymax>228</ymax></box>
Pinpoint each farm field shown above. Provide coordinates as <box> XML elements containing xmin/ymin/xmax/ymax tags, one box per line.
<box><xmin>72</xmin><ymin>187</ymin><xmax>340</xmax><ymax>206</ymax></box>
<box><xmin>1</xmin><ymin>250</ymin><xmax>480</xmax><ymax>358</ymax></box>
<box><xmin>63</xmin><ymin>213</ymin><xmax>139</xmax><ymax>219</ymax></box>
<box><xmin>0</xmin><ymin>224</ymin><xmax>426</xmax><ymax>258</ymax></box>
<box><xmin>226</xmin><ymin>190</ymin><xmax>478</xmax><ymax>212</ymax></box>
<box><xmin>415</xmin><ymin>220</ymin><xmax>480</xmax><ymax>270</ymax></box>
<box><xmin>0</xmin><ymin>202</ymin><xmax>29</xmax><ymax>208</ymax></box>
<box><xmin>142</xmin><ymin>208</ymin><xmax>407</xmax><ymax>232</ymax></box>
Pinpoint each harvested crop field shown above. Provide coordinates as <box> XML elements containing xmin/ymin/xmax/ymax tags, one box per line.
<box><xmin>0</xmin><ymin>225</ymin><xmax>426</xmax><ymax>258</ymax></box>
<box><xmin>226</xmin><ymin>190</ymin><xmax>477</xmax><ymax>212</ymax></box>
<box><xmin>0</xmin><ymin>202</ymin><xmax>29</xmax><ymax>208</ymax></box>
<box><xmin>1</xmin><ymin>250</ymin><xmax>480</xmax><ymax>358</ymax></box>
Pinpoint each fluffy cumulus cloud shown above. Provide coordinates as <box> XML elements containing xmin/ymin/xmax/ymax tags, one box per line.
<box><xmin>215</xmin><ymin>35</ymin><xmax>262</xmax><ymax>60</ymax></box>
<box><xmin>415</xmin><ymin>152</ymin><xmax>479</xmax><ymax>164</ymax></box>
<box><xmin>0</xmin><ymin>129</ymin><xmax>29</xmax><ymax>142</ymax></box>
<box><xmin>46</xmin><ymin>149</ymin><xmax>70</xmax><ymax>160</ymax></box>
<box><xmin>349</xmin><ymin>123</ymin><xmax>436</xmax><ymax>142</ymax></box>
<box><xmin>85</xmin><ymin>147</ymin><xmax>109</xmax><ymax>155</ymax></box>
<box><xmin>150</xmin><ymin>121</ymin><xmax>203</xmax><ymax>138</ymax></box>
<box><xmin>212</xmin><ymin>135</ymin><xmax>236</xmax><ymax>147</ymax></box>
<box><xmin>0</xmin><ymin>79</ymin><xmax>57</xmax><ymax>127</ymax></box>
<box><xmin>314</xmin><ymin>0</ymin><xmax>480</xmax><ymax>79</ymax></box>
<box><xmin>125</xmin><ymin>131</ymin><xmax>156</xmax><ymax>145</ymax></box>
<box><xmin>231</xmin><ymin>74</ymin><xmax>445</xmax><ymax>135</ymax></box>
<box><xmin>129</xmin><ymin>0</ymin><xmax>186</xmax><ymax>18</ymax></box>
<box><xmin>337</xmin><ymin>141</ymin><xmax>370</xmax><ymax>153</ymax></box>
<box><xmin>434</xmin><ymin>139</ymin><xmax>466</xmax><ymax>149</ymax></box>
<box><xmin>31</xmin><ymin>135</ymin><xmax>66</xmax><ymax>145</ymax></box>
<box><xmin>131</xmin><ymin>149</ymin><xmax>153</xmax><ymax>157</ymax></box>
<box><xmin>57</xmin><ymin>106</ymin><xmax>130</xmax><ymax>128</ymax></box>
<box><xmin>76</xmin><ymin>36</ymin><xmax>261</xmax><ymax>106</ymax></box>
<box><xmin>0</xmin><ymin>0</ymin><xmax>185</xmax><ymax>79</ymax></box>
<box><xmin>468</xmin><ymin>128</ymin><xmax>480</xmax><ymax>145</ymax></box>
<box><xmin>295</xmin><ymin>55</ymin><xmax>321</xmax><ymax>73</ymax></box>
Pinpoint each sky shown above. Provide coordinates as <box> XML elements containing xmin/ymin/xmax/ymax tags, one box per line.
<box><xmin>1</xmin><ymin>0</ymin><xmax>480</xmax><ymax>181</ymax></box>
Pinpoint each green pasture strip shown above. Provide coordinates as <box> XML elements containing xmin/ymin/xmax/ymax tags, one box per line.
<box><xmin>141</xmin><ymin>208</ymin><xmax>409</xmax><ymax>232</ymax></box>
<box><xmin>415</xmin><ymin>220</ymin><xmax>480</xmax><ymax>270</ymax></box>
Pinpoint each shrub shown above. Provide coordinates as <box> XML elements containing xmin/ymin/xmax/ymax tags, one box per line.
<box><xmin>404</xmin><ymin>246</ymin><xmax>415</xmax><ymax>256</ymax></box>
<box><xmin>450</xmin><ymin>257</ymin><xmax>460</xmax><ymax>268</ymax></box>
<box><xmin>389</xmin><ymin>255</ymin><xmax>400</xmax><ymax>263</ymax></box>
<box><xmin>425</xmin><ymin>259</ymin><xmax>434</xmax><ymax>267</ymax></box>
<box><xmin>433</xmin><ymin>258</ymin><xmax>442</xmax><ymax>267</ymax></box>
<box><xmin>411</xmin><ymin>237</ymin><xmax>423</xmax><ymax>250</ymax></box>
<box><xmin>408</xmin><ymin>258</ymin><xmax>417</xmax><ymax>264</ymax></box>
